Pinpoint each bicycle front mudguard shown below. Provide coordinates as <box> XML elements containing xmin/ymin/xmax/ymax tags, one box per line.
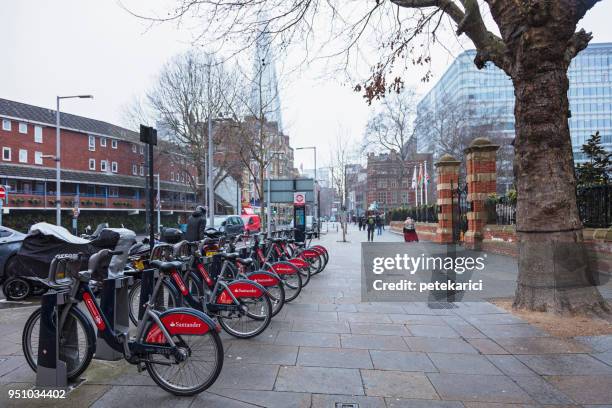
<box><xmin>144</xmin><ymin>307</ymin><xmax>220</xmax><ymax>345</ymax></box>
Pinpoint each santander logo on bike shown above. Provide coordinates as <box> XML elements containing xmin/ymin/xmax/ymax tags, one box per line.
<box><xmin>233</xmin><ymin>287</ymin><xmax>259</xmax><ymax>295</ymax></box>
<box><xmin>169</xmin><ymin>321</ymin><xmax>201</xmax><ymax>328</ymax></box>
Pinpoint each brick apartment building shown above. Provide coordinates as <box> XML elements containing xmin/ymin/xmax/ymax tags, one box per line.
<box><xmin>0</xmin><ymin>98</ymin><xmax>235</xmax><ymax>231</ymax></box>
<box><xmin>366</xmin><ymin>149</ymin><xmax>434</xmax><ymax>211</ymax></box>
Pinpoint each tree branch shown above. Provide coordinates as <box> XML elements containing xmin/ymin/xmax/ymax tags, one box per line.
<box><xmin>565</xmin><ymin>28</ymin><xmax>593</xmax><ymax>64</ymax></box>
<box><xmin>391</xmin><ymin>0</ymin><xmax>511</xmax><ymax>73</ymax></box>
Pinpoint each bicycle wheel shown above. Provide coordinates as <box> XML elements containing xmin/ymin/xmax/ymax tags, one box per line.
<box><xmin>218</xmin><ymin>293</ymin><xmax>272</xmax><ymax>339</ymax></box>
<box><xmin>246</xmin><ymin>271</ymin><xmax>286</xmax><ymax>317</ymax></box>
<box><xmin>129</xmin><ymin>279</ymin><xmax>178</xmax><ymax>325</ymax></box>
<box><xmin>267</xmin><ymin>281</ymin><xmax>285</xmax><ymax>316</ymax></box>
<box><xmin>306</xmin><ymin>253</ymin><xmax>324</xmax><ymax>275</ymax></box>
<box><xmin>145</xmin><ymin>330</ymin><xmax>224</xmax><ymax>396</ymax></box>
<box><xmin>22</xmin><ymin>306</ymin><xmax>95</xmax><ymax>380</ymax></box>
<box><xmin>279</xmin><ymin>265</ymin><xmax>302</xmax><ymax>302</ymax></box>
<box><xmin>311</xmin><ymin>245</ymin><xmax>329</xmax><ymax>267</ymax></box>
<box><xmin>297</xmin><ymin>263</ymin><xmax>311</xmax><ymax>287</ymax></box>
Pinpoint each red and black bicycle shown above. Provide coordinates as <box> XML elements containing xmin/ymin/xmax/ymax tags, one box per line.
<box><xmin>22</xmin><ymin>250</ymin><xmax>224</xmax><ymax>396</ymax></box>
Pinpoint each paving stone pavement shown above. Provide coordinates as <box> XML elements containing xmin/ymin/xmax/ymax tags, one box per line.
<box><xmin>0</xmin><ymin>223</ymin><xmax>611</xmax><ymax>407</ymax></box>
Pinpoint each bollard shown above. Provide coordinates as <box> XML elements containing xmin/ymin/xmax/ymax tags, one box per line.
<box><xmin>95</xmin><ymin>276</ymin><xmax>132</xmax><ymax>360</ymax></box>
<box><xmin>36</xmin><ymin>290</ymin><xmax>69</xmax><ymax>387</ymax></box>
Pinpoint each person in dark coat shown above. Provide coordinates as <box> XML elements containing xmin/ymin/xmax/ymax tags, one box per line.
<box><xmin>185</xmin><ymin>206</ymin><xmax>207</xmax><ymax>242</ymax></box>
<box><xmin>366</xmin><ymin>216</ymin><xmax>375</xmax><ymax>242</ymax></box>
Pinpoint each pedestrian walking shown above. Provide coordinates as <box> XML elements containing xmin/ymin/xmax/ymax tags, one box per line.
<box><xmin>375</xmin><ymin>215</ymin><xmax>382</xmax><ymax>236</ymax></box>
<box><xmin>366</xmin><ymin>216</ymin><xmax>375</xmax><ymax>241</ymax></box>
<box><xmin>403</xmin><ymin>217</ymin><xmax>419</xmax><ymax>242</ymax></box>
<box><xmin>185</xmin><ymin>205</ymin><xmax>207</xmax><ymax>241</ymax></box>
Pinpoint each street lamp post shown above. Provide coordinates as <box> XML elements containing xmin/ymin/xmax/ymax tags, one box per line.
<box><xmin>55</xmin><ymin>95</ymin><xmax>93</xmax><ymax>226</ymax></box>
<box><xmin>265</xmin><ymin>151</ymin><xmax>285</xmax><ymax>233</ymax></box>
<box><xmin>296</xmin><ymin>146</ymin><xmax>318</xmax><ymax>232</ymax></box>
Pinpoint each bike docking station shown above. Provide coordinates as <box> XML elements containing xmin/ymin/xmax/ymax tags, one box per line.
<box><xmin>36</xmin><ymin>290</ymin><xmax>70</xmax><ymax>387</ymax></box>
<box><xmin>94</xmin><ymin>275</ymin><xmax>132</xmax><ymax>360</ymax></box>
<box><xmin>95</xmin><ymin>229</ymin><xmax>136</xmax><ymax>361</ymax></box>
<box><xmin>36</xmin><ymin>255</ymin><xmax>80</xmax><ymax>388</ymax></box>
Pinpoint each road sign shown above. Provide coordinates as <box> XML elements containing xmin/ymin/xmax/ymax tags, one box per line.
<box><xmin>294</xmin><ymin>192</ymin><xmax>306</xmax><ymax>206</ymax></box>
<box><xmin>263</xmin><ymin>179</ymin><xmax>314</xmax><ymax>203</ymax></box>
<box><xmin>0</xmin><ymin>186</ymin><xmax>6</xmax><ymax>200</ymax></box>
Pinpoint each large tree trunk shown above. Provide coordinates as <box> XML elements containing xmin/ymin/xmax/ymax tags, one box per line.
<box><xmin>511</xmin><ymin>53</ymin><xmax>609</xmax><ymax>315</ymax></box>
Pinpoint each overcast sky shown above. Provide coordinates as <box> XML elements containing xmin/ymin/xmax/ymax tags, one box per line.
<box><xmin>1</xmin><ymin>1</ymin><xmax>611</xmax><ymax>170</ymax></box>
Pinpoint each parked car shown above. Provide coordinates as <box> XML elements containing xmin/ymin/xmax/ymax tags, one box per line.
<box><xmin>0</xmin><ymin>226</ymin><xmax>26</xmax><ymax>284</ymax></box>
<box><xmin>241</xmin><ymin>214</ymin><xmax>261</xmax><ymax>233</ymax></box>
<box><xmin>214</xmin><ymin>215</ymin><xmax>245</xmax><ymax>236</ymax></box>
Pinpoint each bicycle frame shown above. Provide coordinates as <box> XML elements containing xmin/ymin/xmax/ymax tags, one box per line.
<box><xmin>165</xmin><ymin>257</ymin><xmax>265</xmax><ymax>316</ymax></box>
<box><xmin>60</xmin><ymin>273</ymin><xmax>205</xmax><ymax>363</ymax></box>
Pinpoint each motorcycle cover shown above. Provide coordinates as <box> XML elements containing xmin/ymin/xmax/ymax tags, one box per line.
<box><xmin>11</xmin><ymin>223</ymin><xmax>123</xmax><ymax>280</ymax></box>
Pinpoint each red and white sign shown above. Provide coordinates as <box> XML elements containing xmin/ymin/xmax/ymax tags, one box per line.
<box><xmin>294</xmin><ymin>192</ymin><xmax>306</xmax><ymax>206</ymax></box>
<box><xmin>0</xmin><ymin>186</ymin><xmax>6</xmax><ymax>200</ymax></box>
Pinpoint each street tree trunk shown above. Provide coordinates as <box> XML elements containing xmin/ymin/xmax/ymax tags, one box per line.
<box><xmin>510</xmin><ymin>38</ymin><xmax>609</xmax><ymax>315</ymax></box>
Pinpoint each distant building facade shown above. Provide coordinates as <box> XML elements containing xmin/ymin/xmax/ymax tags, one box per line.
<box><xmin>416</xmin><ymin>42</ymin><xmax>612</xmax><ymax>177</ymax></box>
<box><xmin>366</xmin><ymin>150</ymin><xmax>434</xmax><ymax>211</ymax></box>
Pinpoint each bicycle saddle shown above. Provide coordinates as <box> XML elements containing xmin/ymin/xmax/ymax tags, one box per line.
<box><xmin>149</xmin><ymin>260</ymin><xmax>184</xmax><ymax>272</ymax></box>
<box><xmin>219</xmin><ymin>252</ymin><xmax>239</xmax><ymax>260</ymax></box>
<box><xmin>235</xmin><ymin>257</ymin><xmax>253</xmax><ymax>266</ymax></box>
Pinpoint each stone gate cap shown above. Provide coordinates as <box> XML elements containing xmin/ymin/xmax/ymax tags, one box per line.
<box><xmin>464</xmin><ymin>137</ymin><xmax>500</xmax><ymax>153</ymax></box>
<box><xmin>435</xmin><ymin>154</ymin><xmax>461</xmax><ymax>167</ymax></box>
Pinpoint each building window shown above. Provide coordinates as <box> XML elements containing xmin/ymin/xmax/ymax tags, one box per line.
<box><xmin>2</xmin><ymin>119</ymin><xmax>11</xmax><ymax>131</ymax></box>
<box><xmin>33</xmin><ymin>126</ymin><xmax>43</xmax><ymax>143</ymax></box>
<box><xmin>170</xmin><ymin>172</ymin><xmax>174</xmax><ymax>181</ymax></box>
<box><xmin>19</xmin><ymin>149</ymin><xmax>27</xmax><ymax>163</ymax></box>
<box><xmin>111</xmin><ymin>139</ymin><xmax>118</xmax><ymax>149</ymax></box>
<box><xmin>111</xmin><ymin>161</ymin><xmax>118</xmax><ymax>173</ymax></box>
<box><xmin>100</xmin><ymin>137</ymin><xmax>107</xmax><ymax>147</ymax></box>
<box><xmin>132</xmin><ymin>144</ymin><xmax>137</xmax><ymax>153</ymax></box>
<box><xmin>34</xmin><ymin>151</ymin><xmax>43</xmax><ymax>165</ymax></box>
<box><xmin>132</xmin><ymin>164</ymin><xmax>137</xmax><ymax>175</ymax></box>
<box><xmin>109</xmin><ymin>186</ymin><xmax>119</xmax><ymax>197</ymax></box>
<box><xmin>19</xmin><ymin>122</ymin><xmax>27</xmax><ymax>134</ymax></box>
<box><xmin>101</xmin><ymin>160</ymin><xmax>108</xmax><ymax>172</ymax></box>
<box><xmin>89</xmin><ymin>159</ymin><xmax>96</xmax><ymax>170</ymax></box>
<box><xmin>139</xmin><ymin>145</ymin><xmax>144</xmax><ymax>154</ymax></box>
<box><xmin>2</xmin><ymin>147</ymin><xmax>11</xmax><ymax>161</ymax></box>
<box><xmin>139</xmin><ymin>165</ymin><xmax>144</xmax><ymax>176</ymax></box>
<box><xmin>88</xmin><ymin>135</ymin><xmax>96</xmax><ymax>151</ymax></box>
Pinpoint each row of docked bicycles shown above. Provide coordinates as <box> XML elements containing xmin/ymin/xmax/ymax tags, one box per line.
<box><xmin>20</xmin><ymin>227</ymin><xmax>328</xmax><ymax>396</ymax></box>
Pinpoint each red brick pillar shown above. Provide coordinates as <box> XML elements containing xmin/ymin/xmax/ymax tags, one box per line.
<box><xmin>435</xmin><ymin>154</ymin><xmax>461</xmax><ymax>244</ymax></box>
<box><xmin>464</xmin><ymin>137</ymin><xmax>499</xmax><ymax>250</ymax></box>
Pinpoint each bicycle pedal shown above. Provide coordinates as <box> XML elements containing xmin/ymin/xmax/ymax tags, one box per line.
<box><xmin>137</xmin><ymin>362</ymin><xmax>145</xmax><ymax>372</ymax></box>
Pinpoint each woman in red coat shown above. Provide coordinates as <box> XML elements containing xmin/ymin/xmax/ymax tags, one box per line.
<box><xmin>403</xmin><ymin>217</ymin><xmax>418</xmax><ymax>242</ymax></box>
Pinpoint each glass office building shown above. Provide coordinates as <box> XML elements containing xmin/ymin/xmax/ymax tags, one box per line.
<box><xmin>416</xmin><ymin>42</ymin><xmax>612</xmax><ymax>166</ymax></box>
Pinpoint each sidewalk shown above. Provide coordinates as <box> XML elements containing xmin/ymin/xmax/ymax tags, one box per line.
<box><xmin>0</xmin><ymin>225</ymin><xmax>611</xmax><ymax>407</ymax></box>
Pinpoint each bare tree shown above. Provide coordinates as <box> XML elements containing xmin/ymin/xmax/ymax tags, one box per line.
<box><xmin>129</xmin><ymin>0</ymin><xmax>610</xmax><ymax>313</ymax></box>
<box><xmin>363</xmin><ymin>89</ymin><xmax>418</xmax><ymax>182</ymax></box>
<box><xmin>222</xmin><ymin>56</ymin><xmax>286</xmax><ymax>226</ymax></box>
<box><xmin>145</xmin><ymin>50</ymin><xmax>239</xmax><ymax>204</ymax></box>
<box><xmin>330</xmin><ymin>134</ymin><xmax>353</xmax><ymax>242</ymax></box>
<box><xmin>414</xmin><ymin>93</ymin><xmax>512</xmax><ymax>169</ymax></box>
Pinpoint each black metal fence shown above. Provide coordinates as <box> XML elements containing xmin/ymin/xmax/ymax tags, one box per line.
<box><xmin>577</xmin><ymin>184</ymin><xmax>612</xmax><ymax>228</ymax></box>
<box><xmin>486</xmin><ymin>196</ymin><xmax>516</xmax><ymax>225</ymax></box>
<box><xmin>388</xmin><ymin>205</ymin><xmax>438</xmax><ymax>223</ymax></box>
<box><xmin>484</xmin><ymin>185</ymin><xmax>611</xmax><ymax>228</ymax></box>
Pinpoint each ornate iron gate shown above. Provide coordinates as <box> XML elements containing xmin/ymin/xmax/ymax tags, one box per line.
<box><xmin>451</xmin><ymin>181</ymin><xmax>469</xmax><ymax>243</ymax></box>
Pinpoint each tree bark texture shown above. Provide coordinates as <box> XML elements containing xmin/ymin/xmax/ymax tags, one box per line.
<box><xmin>507</xmin><ymin>9</ymin><xmax>609</xmax><ymax>314</ymax></box>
